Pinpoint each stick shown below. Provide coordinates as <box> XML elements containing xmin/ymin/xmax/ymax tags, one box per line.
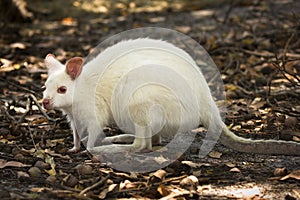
<box><xmin>29</xmin><ymin>94</ymin><xmax>55</xmax><ymax>122</ymax></box>
<box><xmin>79</xmin><ymin>174</ymin><xmax>110</xmax><ymax>195</ymax></box>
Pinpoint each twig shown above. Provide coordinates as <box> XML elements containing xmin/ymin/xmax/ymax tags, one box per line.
<box><xmin>0</xmin><ymin>77</ymin><xmax>41</xmax><ymax>98</ymax></box>
<box><xmin>16</xmin><ymin>96</ymin><xmax>31</xmax><ymax>125</ymax></box>
<box><xmin>282</xmin><ymin>33</ymin><xmax>295</xmax><ymax>64</ymax></box>
<box><xmin>271</xmin><ymin>60</ymin><xmax>300</xmax><ymax>87</ymax></box>
<box><xmin>212</xmin><ymin>46</ymin><xmax>300</xmax><ymax>60</ymax></box>
<box><xmin>79</xmin><ymin>174</ymin><xmax>110</xmax><ymax>195</ymax></box>
<box><xmin>28</xmin><ymin>125</ymin><xmax>37</xmax><ymax>149</ymax></box>
<box><xmin>29</xmin><ymin>94</ymin><xmax>55</xmax><ymax>122</ymax></box>
<box><xmin>293</xmin><ymin>189</ymin><xmax>300</xmax><ymax>199</ymax></box>
<box><xmin>0</xmin><ymin>105</ymin><xmax>15</xmax><ymax>121</ymax></box>
<box><xmin>222</xmin><ymin>0</ymin><xmax>236</xmax><ymax>24</ymax></box>
<box><xmin>13</xmin><ymin>96</ymin><xmax>31</xmax><ymax>131</ymax></box>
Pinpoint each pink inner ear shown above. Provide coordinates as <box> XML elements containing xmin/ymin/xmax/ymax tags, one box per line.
<box><xmin>66</xmin><ymin>57</ymin><xmax>84</xmax><ymax>80</ymax></box>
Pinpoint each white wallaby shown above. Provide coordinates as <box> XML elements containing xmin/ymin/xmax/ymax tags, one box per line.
<box><xmin>42</xmin><ymin>38</ymin><xmax>300</xmax><ymax>156</ymax></box>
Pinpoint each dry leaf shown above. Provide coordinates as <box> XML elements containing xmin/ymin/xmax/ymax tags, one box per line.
<box><xmin>45</xmin><ymin>168</ymin><xmax>56</xmax><ymax>176</ymax></box>
<box><xmin>154</xmin><ymin>155</ymin><xmax>168</xmax><ymax>165</ymax></box>
<box><xmin>208</xmin><ymin>151</ymin><xmax>222</xmax><ymax>158</ymax></box>
<box><xmin>225</xmin><ymin>162</ymin><xmax>236</xmax><ymax>168</ymax></box>
<box><xmin>44</xmin><ymin>149</ymin><xmax>71</xmax><ymax>159</ymax></box>
<box><xmin>230</xmin><ymin>167</ymin><xmax>241</xmax><ymax>173</ymax></box>
<box><xmin>30</xmin><ymin>187</ymin><xmax>47</xmax><ymax>192</ymax></box>
<box><xmin>274</xmin><ymin>167</ymin><xmax>288</xmax><ymax>176</ymax></box>
<box><xmin>17</xmin><ymin>171</ymin><xmax>30</xmax><ymax>178</ymax></box>
<box><xmin>0</xmin><ymin>159</ymin><xmax>30</xmax><ymax>169</ymax></box>
<box><xmin>192</xmin><ymin>170</ymin><xmax>202</xmax><ymax>177</ymax></box>
<box><xmin>157</xmin><ymin>184</ymin><xmax>170</xmax><ymax>197</ymax></box>
<box><xmin>150</xmin><ymin>169</ymin><xmax>167</xmax><ymax>182</ymax></box>
<box><xmin>108</xmin><ymin>183</ymin><xmax>118</xmax><ymax>192</ymax></box>
<box><xmin>182</xmin><ymin>160</ymin><xmax>211</xmax><ymax>168</ymax></box>
<box><xmin>120</xmin><ymin>180</ymin><xmax>135</xmax><ymax>190</ymax></box>
<box><xmin>99</xmin><ymin>184</ymin><xmax>118</xmax><ymax>199</ymax></box>
<box><xmin>293</xmin><ymin>136</ymin><xmax>300</xmax><ymax>142</ymax></box>
<box><xmin>22</xmin><ymin>147</ymin><xmax>36</xmax><ymax>154</ymax></box>
<box><xmin>281</xmin><ymin>170</ymin><xmax>300</xmax><ymax>180</ymax></box>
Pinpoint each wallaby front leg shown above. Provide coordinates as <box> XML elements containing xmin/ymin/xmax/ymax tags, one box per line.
<box><xmin>68</xmin><ymin>124</ymin><xmax>80</xmax><ymax>152</ymax></box>
<box><xmin>132</xmin><ymin>125</ymin><xmax>152</xmax><ymax>151</ymax></box>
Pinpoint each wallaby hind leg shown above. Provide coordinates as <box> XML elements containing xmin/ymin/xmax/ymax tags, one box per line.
<box><xmin>102</xmin><ymin>134</ymin><xmax>135</xmax><ymax>144</ymax></box>
<box><xmin>102</xmin><ymin>133</ymin><xmax>160</xmax><ymax>146</ymax></box>
<box><xmin>152</xmin><ymin>134</ymin><xmax>161</xmax><ymax>146</ymax></box>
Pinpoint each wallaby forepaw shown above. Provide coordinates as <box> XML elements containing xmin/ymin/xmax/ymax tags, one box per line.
<box><xmin>68</xmin><ymin>146</ymin><xmax>80</xmax><ymax>153</ymax></box>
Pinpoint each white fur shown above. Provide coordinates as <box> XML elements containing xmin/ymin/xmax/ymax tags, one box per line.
<box><xmin>43</xmin><ymin>38</ymin><xmax>300</xmax><ymax>156</ymax></box>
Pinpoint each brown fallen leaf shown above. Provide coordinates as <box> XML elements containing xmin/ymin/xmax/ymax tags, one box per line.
<box><xmin>17</xmin><ymin>171</ymin><xmax>29</xmax><ymax>178</ymax></box>
<box><xmin>293</xmin><ymin>136</ymin><xmax>300</xmax><ymax>142</ymax></box>
<box><xmin>44</xmin><ymin>149</ymin><xmax>71</xmax><ymax>159</ymax></box>
<box><xmin>0</xmin><ymin>159</ymin><xmax>30</xmax><ymax>169</ymax></box>
<box><xmin>157</xmin><ymin>184</ymin><xmax>171</xmax><ymax>197</ymax></box>
<box><xmin>154</xmin><ymin>155</ymin><xmax>169</xmax><ymax>165</ymax></box>
<box><xmin>120</xmin><ymin>180</ymin><xmax>136</xmax><ymax>190</ymax></box>
<box><xmin>274</xmin><ymin>167</ymin><xmax>288</xmax><ymax>176</ymax></box>
<box><xmin>182</xmin><ymin>160</ymin><xmax>210</xmax><ymax>168</ymax></box>
<box><xmin>149</xmin><ymin>169</ymin><xmax>167</xmax><ymax>183</ymax></box>
<box><xmin>98</xmin><ymin>184</ymin><xmax>118</xmax><ymax>199</ymax></box>
<box><xmin>208</xmin><ymin>151</ymin><xmax>222</xmax><ymax>158</ymax></box>
<box><xmin>225</xmin><ymin>162</ymin><xmax>236</xmax><ymax>168</ymax></box>
<box><xmin>230</xmin><ymin>167</ymin><xmax>241</xmax><ymax>173</ymax></box>
<box><xmin>281</xmin><ymin>170</ymin><xmax>300</xmax><ymax>181</ymax></box>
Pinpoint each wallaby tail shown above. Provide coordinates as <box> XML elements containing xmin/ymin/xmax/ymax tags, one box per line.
<box><xmin>220</xmin><ymin>125</ymin><xmax>300</xmax><ymax>156</ymax></box>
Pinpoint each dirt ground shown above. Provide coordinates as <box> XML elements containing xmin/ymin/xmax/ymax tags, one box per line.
<box><xmin>0</xmin><ymin>0</ymin><xmax>300</xmax><ymax>199</ymax></box>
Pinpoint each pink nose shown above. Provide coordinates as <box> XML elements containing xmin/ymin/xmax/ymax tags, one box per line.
<box><xmin>42</xmin><ymin>98</ymin><xmax>51</xmax><ymax>109</ymax></box>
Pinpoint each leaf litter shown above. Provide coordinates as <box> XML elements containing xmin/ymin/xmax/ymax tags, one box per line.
<box><xmin>0</xmin><ymin>0</ymin><xmax>300</xmax><ymax>199</ymax></box>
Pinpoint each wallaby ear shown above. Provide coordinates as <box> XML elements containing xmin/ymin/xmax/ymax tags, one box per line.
<box><xmin>45</xmin><ymin>54</ymin><xmax>63</xmax><ymax>74</ymax></box>
<box><xmin>66</xmin><ymin>57</ymin><xmax>84</xmax><ymax>80</ymax></box>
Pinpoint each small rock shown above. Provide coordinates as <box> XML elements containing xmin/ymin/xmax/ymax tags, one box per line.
<box><xmin>46</xmin><ymin>175</ymin><xmax>57</xmax><ymax>183</ymax></box>
<box><xmin>34</xmin><ymin>160</ymin><xmax>50</xmax><ymax>170</ymax></box>
<box><xmin>75</xmin><ymin>164</ymin><xmax>93</xmax><ymax>176</ymax></box>
<box><xmin>284</xmin><ymin>117</ymin><xmax>298</xmax><ymax>129</ymax></box>
<box><xmin>11</xmin><ymin>147</ymin><xmax>22</xmax><ymax>155</ymax></box>
<box><xmin>14</xmin><ymin>153</ymin><xmax>25</xmax><ymax>161</ymax></box>
<box><xmin>63</xmin><ymin>174</ymin><xmax>78</xmax><ymax>187</ymax></box>
<box><xmin>180</xmin><ymin>175</ymin><xmax>199</xmax><ymax>190</ymax></box>
<box><xmin>28</xmin><ymin>167</ymin><xmax>42</xmax><ymax>178</ymax></box>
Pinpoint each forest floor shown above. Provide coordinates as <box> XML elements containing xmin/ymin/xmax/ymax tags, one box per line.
<box><xmin>0</xmin><ymin>0</ymin><xmax>300</xmax><ymax>199</ymax></box>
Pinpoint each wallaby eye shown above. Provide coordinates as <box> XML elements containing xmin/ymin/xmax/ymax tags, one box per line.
<box><xmin>41</xmin><ymin>85</ymin><xmax>46</xmax><ymax>91</ymax></box>
<box><xmin>57</xmin><ymin>86</ymin><xmax>67</xmax><ymax>94</ymax></box>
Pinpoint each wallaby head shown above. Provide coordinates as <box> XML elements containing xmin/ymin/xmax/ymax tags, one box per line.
<box><xmin>42</xmin><ymin>54</ymin><xmax>84</xmax><ymax>112</ymax></box>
